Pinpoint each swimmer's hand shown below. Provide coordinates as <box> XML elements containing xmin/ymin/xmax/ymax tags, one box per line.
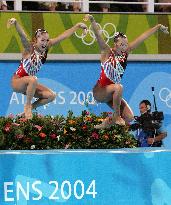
<box><xmin>77</xmin><ymin>22</ymin><xmax>87</xmax><ymax>30</ymax></box>
<box><xmin>76</xmin><ymin>22</ymin><xmax>87</xmax><ymax>35</ymax></box>
<box><xmin>83</xmin><ymin>14</ymin><xmax>94</xmax><ymax>22</ymax></box>
<box><xmin>159</xmin><ymin>25</ymin><xmax>169</xmax><ymax>34</ymax></box>
<box><xmin>7</xmin><ymin>18</ymin><xmax>17</xmax><ymax>29</ymax></box>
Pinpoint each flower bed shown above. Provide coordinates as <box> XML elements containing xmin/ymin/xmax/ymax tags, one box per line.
<box><xmin>0</xmin><ymin>111</ymin><xmax>137</xmax><ymax>150</ymax></box>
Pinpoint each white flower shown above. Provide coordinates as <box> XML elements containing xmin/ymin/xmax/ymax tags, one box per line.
<box><xmin>31</xmin><ymin>145</ymin><xmax>36</xmax><ymax>149</ymax></box>
<box><xmin>57</xmin><ymin>135</ymin><xmax>60</xmax><ymax>141</ymax></box>
<box><xmin>70</xmin><ymin>127</ymin><xmax>76</xmax><ymax>131</ymax></box>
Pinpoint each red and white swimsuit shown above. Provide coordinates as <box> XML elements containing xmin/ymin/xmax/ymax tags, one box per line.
<box><xmin>15</xmin><ymin>46</ymin><xmax>48</xmax><ymax>77</ymax></box>
<box><xmin>97</xmin><ymin>50</ymin><xmax>128</xmax><ymax>87</ymax></box>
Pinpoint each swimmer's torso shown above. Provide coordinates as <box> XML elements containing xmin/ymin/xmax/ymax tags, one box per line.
<box><xmin>15</xmin><ymin>45</ymin><xmax>48</xmax><ymax>77</ymax></box>
<box><xmin>98</xmin><ymin>49</ymin><xmax>128</xmax><ymax>87</ymax></box>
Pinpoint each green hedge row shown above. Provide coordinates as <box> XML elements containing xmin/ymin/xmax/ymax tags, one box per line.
<box><xmin>0</xmin><ymin>111</ymin><xmax>137</xmax><ymax>150</ymax></box>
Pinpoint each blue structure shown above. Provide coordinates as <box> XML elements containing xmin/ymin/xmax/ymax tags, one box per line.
<box><xmin>0</xmin><ymin>149</ymin><xmax>171</xmax><ymax>205</ymax></box>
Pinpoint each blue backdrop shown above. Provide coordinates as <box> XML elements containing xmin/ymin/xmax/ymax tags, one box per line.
<box><xmin>0</xmin><ymin>149</ymin><xmax>171</xmax><ymax>205</ymax></box>
<box><xmin>0</xmin><ymin>61</ymin><xmax>171</xmax><ymax>147</ymax></box>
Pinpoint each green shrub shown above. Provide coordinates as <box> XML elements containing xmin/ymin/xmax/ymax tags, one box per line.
<box><xmin>0</xmin><ymin>111</ymin><xmax>137</xmax><ymax>150</ymax></box>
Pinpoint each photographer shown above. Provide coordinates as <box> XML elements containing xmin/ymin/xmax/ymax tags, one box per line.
<box><xmin>134</xmin><ymin>100</ymin><xmax>167</xmax><ymax>147</ymax></box>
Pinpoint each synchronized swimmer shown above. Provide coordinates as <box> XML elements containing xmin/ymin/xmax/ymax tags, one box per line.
<box><xmin>84</xmin><ymin>14</ymin><xmax>169</xmax><ymax>129</ymax></box>
<box><xmin>8</xmin><ymin>18</ymin><xmax>87</xmax><ymax>119</ymax></box>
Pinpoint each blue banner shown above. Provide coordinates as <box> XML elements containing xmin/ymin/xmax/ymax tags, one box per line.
<box><xmin>0</xmin><ymin>149</ymin><xmax>171</xmax><ymax>205</ymax></box>
<box><xmin>0</xmin><ymin>61</ymin><xmax>171</xmax><ymax>148</ymax></box>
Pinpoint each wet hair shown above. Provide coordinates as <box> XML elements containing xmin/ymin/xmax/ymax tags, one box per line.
<box><xmin>35</xmin><ymin>28</ymin><xmax>48</xmax><ymax>38</ymax></box>
<box><xmin>114</xmin><ymin>32</ymin><xmax>127</xmax><ymax>43</ymax></box>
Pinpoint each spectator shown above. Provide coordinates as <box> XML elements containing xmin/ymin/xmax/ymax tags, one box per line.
<box><xmin>0</xmin><ymin>1</ymin><xmax>7</xmax><ymax>10</ymax></box>
<box><xmin>55</xmin><ymin>3</ymin><xmax>67</xmax><ymax>11</ymax></box>
<box><xmin>44</xmin><ymin>2</ymin><xmax>57</xmax><ymax>11</ymax></box>
<box><xmin>39</xmin><ymin>2</ymin><xmax>63</xmax><ymax>11</ymax></box>
<box><xmin>39</xmin><ymin>2</ymin><xmax>81</xmax><ymax>12</ymax></box>
<box><xmin>138</xmin><ymin>0</ymin><xmax>148</xmax><ymax>12</ymax></box>
<box><xmin>110</xmin><ymin>0</ymin><xmax>147</xmax><ymax>12</ymax></box>
<box><xmin>156</xmin><ymin>0</ymin><xmax>171</xmax><ymax>12</ymax></box>
<box><xmin>110</xmin><ymin>0</ymin><xmax>135</xmax><ymax>12</ymax></box>
<box><xmin>22</xmin><ymin>2</ymin><xmax>40</xmax><ymax>11</ymax></box>
<box><xmin>90</xmin><ymin>0</ymin><xmax>110</xmax><ymax>12</ymax></box>
<box><xmin>99</xmin><ymin>0</ymin><xmax>110</xmax><ymax>12</ymax></box>
<box><xmin>72</xmin><ymin>0</ymin><xmax>81</xmax><ymax>12</ymax></box>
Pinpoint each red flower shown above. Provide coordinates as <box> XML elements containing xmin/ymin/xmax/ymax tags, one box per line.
<box><xmin>104</xmin><ymin>135</ymin><xmax>109</xmax><ymax>140</ymax></box>
<box><xmin>34</xmin><ymin>125</ymin><xmax>43</xmax><ymax>131</ymax></box>
<box><xmin>4</xmin><ymin>123</ymin><xmax>11</xmax><ymax>132</ymax></box>
<box><xmin>16</xmin><ymin>134</ymin><xmax>24</xmax><ymax>139</ymax></box>
<box><xmin>107</xmin><ymin>112</ymin><xmax>113</xmax><ymax>115</ymax></box>
<box><xmin>19</xmin><ymin>118</ymin><xmax>28</xmax><ymax>123</ymax></box>
<box><xmin>39</xmin><ymin>132</ymin><xmax>46</xmax><ymax>139</ymax></box>
<box><xmin>82</xmin><ymin>125</ymin><xmax>87</xmax><ymax>130</ymax></box>
<box><xmin>8</xmin><ymin>113</ymin><xmax>14</xmax><ymax>119</ymax></box>
<box><xmin>50</xmin><ymin>133</ymin><xmax>56</xmax><ymax>139</ymax></box>
<box><xmin>85</xmin><ymin>116</ymin><xmax>92</xmax><ymax>122</ymax></box>
<box><xmin>85</xmin><ymin>111</ymin><xmax>90</xmax><ymax>115</ymax></box>
<box><xmin>91</xmin><ymin>132</ymin><xmax>99</xmax><ymax>139</ymax></box>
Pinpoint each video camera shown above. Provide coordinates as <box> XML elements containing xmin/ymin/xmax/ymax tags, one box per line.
<box><xmin>130</xmin><ymin>111</ymin><xmax>164</xmax><ymax>131</ymax></box>
<box><xmin>130</xmin><ymin>87</ymin><xmax>164</xmax><ymax>132</ymax></box>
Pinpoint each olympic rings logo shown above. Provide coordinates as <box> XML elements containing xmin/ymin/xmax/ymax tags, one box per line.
<box><xmin>75</xmin><ymin>23</ymin><xmax>116</xmax><ymax>45</ymax></box>
<box><xmin>159</xmin><ymin>87</ymin><xmax>171</xmax><ymax>108</ymax></box>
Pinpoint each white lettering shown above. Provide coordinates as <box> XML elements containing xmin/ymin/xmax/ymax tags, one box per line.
<box><xmin>10</xmin><ymin>92</ymin><xmax>19</xmax><ymax>105</ymax></box>
<box><xmin>61</xmin><ymin>180</ymin><xmax>71</xmax><ymax>200</ymax></box>
<box><xmin>74</xmin><ymin>180</ymin><xmax>84</xmax><ymax>199</ymax></box>
<box><xmin>49</xmin><ymin>181</ymin><xmax>59</xmax><ymax>200</ymax></box>
<box><xmin>16</xmin><ymin>182</ymin><xmax>29</xmax><ymax>200</ymax></box>
<box><xmin>4</xmin><ymin>182</ymin><xmax>14</xmax><ymax>202</ymax></box>
<box><xmin>52</xmin><ymin>92</ymin><xmax>57</xmax><ymax>104</ymax></box>
<box><xmin>78</xmin><ymin>91</ymin><xmax>86</xmax><ymax>105</ymax></box>
<box><xmin>58</xmin><ymin>91</ymin><xmax>65</xmax><ymax>104</ymax></box>
<box><xmin>21</xmin><ymin>94</ymin><xmax>25</xmax><ymax>104</ymax></box>
<box><xmin>32</xmin><ymin>181</ymin><xmax>42</xmax><ymax>200</ymax></box>
<box><xmin>3</xmin><ymin>179</ymin><xmax>97</xmax><ymax>202</ymax></box>
<box><xmin>70</xmin><ymin>91</ymin><xmax>77</xmax><ymax>104</ymax></box>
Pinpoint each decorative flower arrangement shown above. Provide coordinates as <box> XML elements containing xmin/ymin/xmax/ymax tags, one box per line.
<box><xmin>0</xmin><ymin>111</ymin><xmax>137</xmax><ymax>150</ymax></box>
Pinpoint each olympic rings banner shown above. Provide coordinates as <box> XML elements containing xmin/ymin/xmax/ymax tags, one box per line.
<box><xmin>1</xmin><ymin>12</ymin><xmax>171</xmax><ymax>54</ymax></box>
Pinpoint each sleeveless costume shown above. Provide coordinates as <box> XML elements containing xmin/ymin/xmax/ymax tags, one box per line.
<box><xmin>15</xmin><ymin>45</ymin><xmax>48</xmax><ymax>77</ymax></box>
<box><xmin>97</xmin><ymin>49</ymin><xmax>128</xmax><ymax>87</ymax></box>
